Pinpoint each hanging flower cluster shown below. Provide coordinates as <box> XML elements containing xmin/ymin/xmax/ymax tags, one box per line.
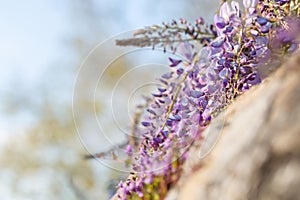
<box><xmin>115</xmin><ymin>0</ymin><xmax>300</xmax><ymax>199</ymax></box>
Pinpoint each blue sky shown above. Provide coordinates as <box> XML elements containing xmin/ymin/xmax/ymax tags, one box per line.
<box><xmin>0</xmin><ymin>1</ymin><xmax>71</xmax><ymax>137</ymax></box>
<box><xmin>0</xmin><ymin>0</ymin><xmax>218</xmax><ymax>139</ymax></box>
<box><xmin>0</xmin><ymin>1</ymin><xmax>69</xmax><ymax>86</ymax></box>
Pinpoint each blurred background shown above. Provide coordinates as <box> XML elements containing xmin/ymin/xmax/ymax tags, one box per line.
<box><xmin>0</xmin><ymin>0</ymin><xmax>218</xmax><ymax>199</ymax></box>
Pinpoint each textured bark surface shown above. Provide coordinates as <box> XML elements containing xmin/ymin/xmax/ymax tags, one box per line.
<box><xmin>166</xmin><ymin>53</ymin><xmax>300</xmax><ymax>200</ymax></box>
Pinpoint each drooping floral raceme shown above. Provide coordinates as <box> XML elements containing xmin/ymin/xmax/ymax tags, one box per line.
<box><xmin>114</xmin><ymin>0</ymin><xmax>300</xmax><ymax>199</ymax></box>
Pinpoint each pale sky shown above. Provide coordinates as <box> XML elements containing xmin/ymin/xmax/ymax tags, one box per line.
<box><xmin>0</xmin><ymin>0</ymin><xmax>218</xmax><ymax>139</ymax></box>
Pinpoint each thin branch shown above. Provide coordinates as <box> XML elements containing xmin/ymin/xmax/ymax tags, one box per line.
<box><xmin>115</xmin><ymin>20</ymin><xmax>216</xmax><ymax>50</ymax></box>
<box><xmin>84</xmin><ymin>97</ymin><xmax>152</xmax><ymax>160</ymax></box>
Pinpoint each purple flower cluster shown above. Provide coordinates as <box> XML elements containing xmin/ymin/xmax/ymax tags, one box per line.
<box><xmin>116</xmin><ymin>0</ymin><xmax>300</xmax><ymax>199</ymax></box>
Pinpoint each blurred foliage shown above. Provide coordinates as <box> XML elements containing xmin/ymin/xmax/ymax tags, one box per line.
<box><xmin>0</xmin><ymin>105</ymin><xmax>99</xmax><ymax>199</ymax></box>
